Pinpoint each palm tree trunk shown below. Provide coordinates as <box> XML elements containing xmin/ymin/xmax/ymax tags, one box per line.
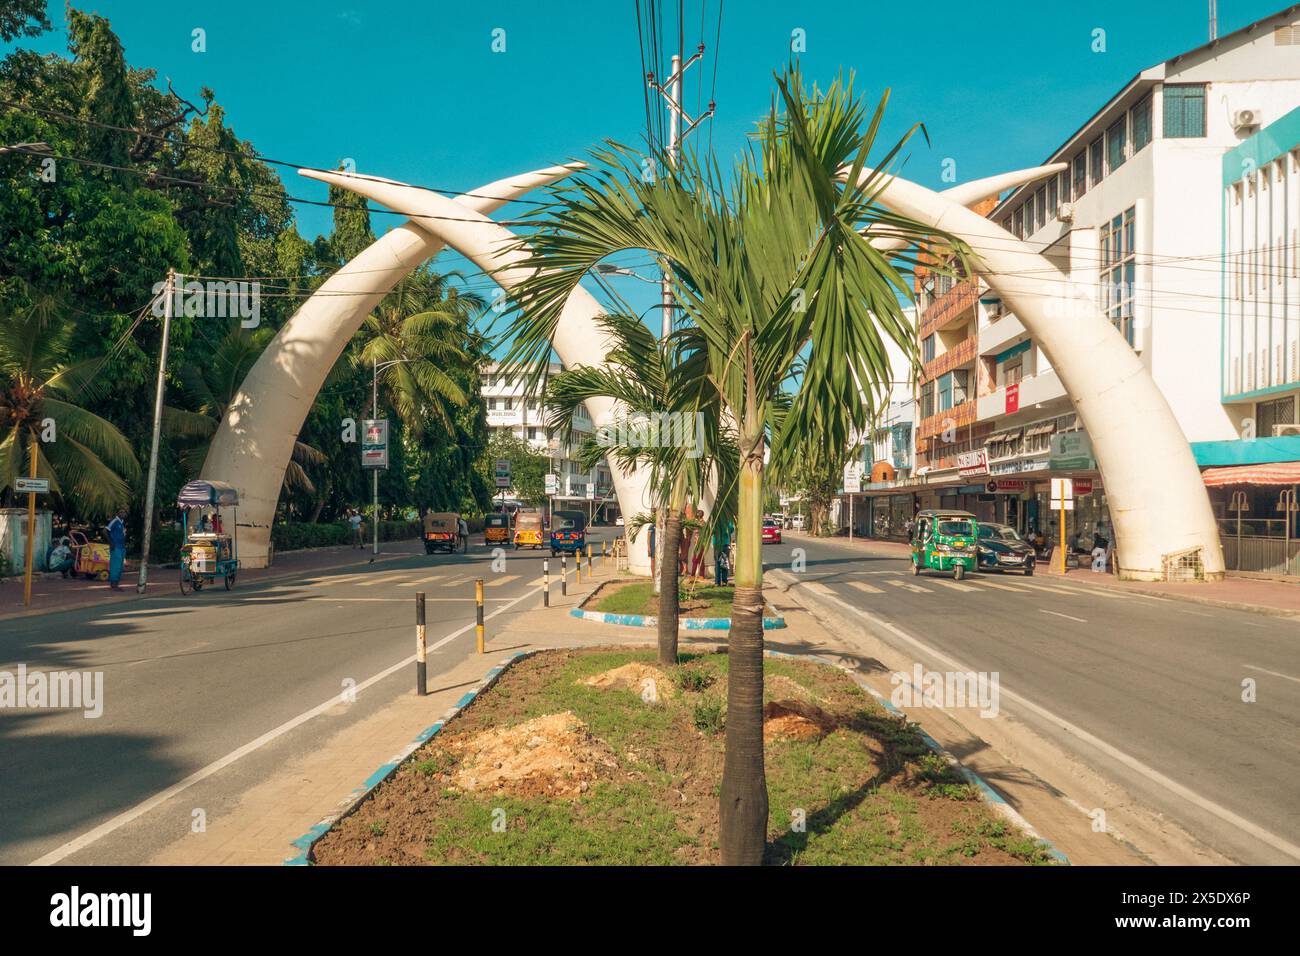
<box><xmin>657</xmin><ymin>504</ymin><xmax>683</xmax><ymax>665</ymax></box>
<box><xmin>719</xmin><ymin>435</ymin><xmax>768</xmax><ymax>865</ymax></box>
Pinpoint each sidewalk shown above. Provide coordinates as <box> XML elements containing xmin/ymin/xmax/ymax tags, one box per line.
<box><xmin>146</xmin><ymin>547</ymin><xmax>630</xmax><ymax>865</ymax></box>
<box><xmin>791</xmin><ymin>531</ymin><xmax>1300</xmax><ymax>619</ymax></box>
<box><xmin>0</xmin><ymin>538</ymin><xmax>426</xmax><ymax>621</ymax></box>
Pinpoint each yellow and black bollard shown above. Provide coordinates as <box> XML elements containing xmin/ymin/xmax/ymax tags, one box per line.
<box><xmin>543</xmin><ymin>557</ymin><xmax>550</xmax><ymax>608</ymax></box>
<box><xmin>416</xmin><ymin>591</ymin><xmax>427</xmax><ymax>696</ymax></box>
<box><xmin>576</xmin><ymin>548</ymin><xmax>583</xmax><ymax>584</ymax></box>
<box><xmin>601</xmin><ymin>539</ymin><xmax>607</xmax><ymax>563</ymax></box>
<box><xmin>561</xmin><ymin>554</ymin><xmax>568</xmax><ymax>596</ymax></box>
<box><xmin>475</xmin><ymin>578</ymin><xmax>485</xmax><ymax>654</ymax></box>
<box><xmin>586</xmin><ymin>543</ymin><xmax>592</xmax><ymax>574</ymax></box>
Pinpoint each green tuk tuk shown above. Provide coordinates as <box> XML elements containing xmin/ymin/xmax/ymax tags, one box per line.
<box><xmin>910</xmin><ymin>509</ymin><xmax>978</xmax><ymax>580</ymax></box>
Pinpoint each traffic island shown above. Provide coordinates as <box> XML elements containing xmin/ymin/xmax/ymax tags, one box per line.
<box><xmin>570</xmin><ymin>579</ymin><xmax>787</xmax><ymax>630</ymax></box>
<box><xmin>308</xmin><ymin>647</ymin><xmax>1058</xmax><ymax>865</ymax></box>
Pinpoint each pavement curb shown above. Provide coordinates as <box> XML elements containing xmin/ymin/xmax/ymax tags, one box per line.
<box><xmin>282</xmin><ymin>650</ymin><xmax>532</xmax><ymax>866</ymax></box>
<box><xmin>568</xmin><ymin>607</ymin><xmax>787</xmax><ymax>630</ymax></box>
<box><xmin>766</xmin><ymin>570</ymin><xmax>1070</xmax><ymax>865</ymax></box>
<box><xmin>1041</xmin><ymin>571</ymin><xmax>1300</xmax><ymax>620</ymax></box>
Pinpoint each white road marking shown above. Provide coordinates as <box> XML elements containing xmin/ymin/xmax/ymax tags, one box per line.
<box><xmin>886</xmin><ymin>579</ymin><xmax>930</xmax><ymax>594</ymax></box>
<box><xmin>805</xmin><ymin>582</ymin><xmax>836</xmax><ymax>596</ymax></box>
<box><xmin>353</xmin><ymin>573</ymin><xmax>409</xmax><ymax>587</ymax></box>
<box><xmin>781</xmin><ymin>574</ymin><xmax>1300</xmax><ymax>862</ymax></box>
<box><xmin>398</xmin><ymin>574</ymin><xmax>445</xmax><ymax>587</ymax></box>
<box><xmin>1039</xmin><ymin>609</ymin><xmax>1087</xmax><ymax>623</ymax></box>
<box><xmin>971</xmin><ymin>580</ymin><xmax>1030</xmax><ymax>592</ymax></box>
<box><xmin>28</xmin><ymin>583</ymin><xmax>541</xmax><ymax>866</ymax></box>
<box><xmin>1015</xmin><ymin>580</ymin><xmax>1090</xmax><ymax>596</ymax></box>
<box><xmin>487</xmin><ymin>574</ymin><xmax>519</xmax><ymax>587</ymax></box>
<box><xmin>847</xmin><ymin>580</ymin><xmax>883</xmax><ymax>595</ymax></box>
<box><xmin>931</xmin><ymin>579</ymin><xmax>977</xmax><ymax>593</ymax></box>
<box><xmin>1243</xmin><ymin>663</ymin><xmax>1300</xmax><ymax>685</ymax></box>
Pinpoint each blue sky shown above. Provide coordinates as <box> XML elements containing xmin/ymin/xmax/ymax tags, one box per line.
<box><xmin>6</xmin><ymin>0</ymin><xmax>1293</xmax><ymax>321</ymax></box>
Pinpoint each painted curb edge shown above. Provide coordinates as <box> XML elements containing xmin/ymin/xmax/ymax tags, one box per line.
<box><xmin>282</xmin><ymin>650</ymin><xmax>533</xmax><ymax>865</ymax></box>
<box><xmin>568</xmin><ymin>607</ymin><xmax>787</xmax><ymax>630</ymax></box>
<box><xmin>764</xmin><ymin>648</ymin><xmax>1069</xmax><ymax>865</ymax></box>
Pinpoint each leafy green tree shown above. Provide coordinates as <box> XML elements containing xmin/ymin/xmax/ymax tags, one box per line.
<box><xmin>485</xmin><ymin>430</ymin><xmax>547</xmax><ymax>504</ymax></box>
<box><xmin>0</xmin><ymin>288</ymin><xmax>141</xmax><ymax>517</ymax></box>
<box><xmin>504</xmin><ymin>68</ymin><xmax>953</xmax><ymax>863</ymax></box>
<box><xmin>0</xmin><ymin>0</ymin><xmax>50</xmax><ymax>42</ymax></box>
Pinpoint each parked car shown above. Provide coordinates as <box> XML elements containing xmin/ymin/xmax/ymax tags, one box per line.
<box><xmin>976</xmin><ymin>523</ymin><xmax>1036</xmax><ymax>575</ymax></box>
<box><xmin>762</xmin><ymin>518</ymin><xmax>782</xmax><ymax>544</ymax></box>
<box><xmin>790</xmin><ymin>514</ymin><xmax>805</xmax><ymax>531</ymax></box>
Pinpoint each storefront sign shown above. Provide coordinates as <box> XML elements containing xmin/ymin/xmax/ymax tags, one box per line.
<box><xmin>956</xmin><ymin>450</ymin><xmax>988</xmax><ymax>478</ymax></box>
<box><xmin>985</xmin><ymin>478</ymin><xmax>1027</xmax><ymax>493</ymax></box>
<box><xmin>1005</xmin><ymin>383</ymin><xmax>1020</xmax><ymax>415</ymax></box>
<box><xmin>1073</xmin><ymin>477</ymin><xmax>1094</xmax><ymax>495</ymax></box>
<box><xmin>1049</xmin><ymin>431</ymin><xmax>1095</xmax><ymax>471</ymax></box>
<box><xmin>843</xmin><ymin>461</ymin><xmax>863</xmax><ymax>494</ymax></box>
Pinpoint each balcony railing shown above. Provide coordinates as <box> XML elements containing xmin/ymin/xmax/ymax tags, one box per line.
<box><xmin>921</xmin><ymin>336</ymin><xmax>977</xmax><ymax>383</ymax></box>
<box><xmin>916</xmin><ymin>401</ymin><xmax>976</xmax><ymax>441</ymax></box>
<box><xmin>919</xmin><ymin>277</ymin><xmax>980</xmax><ymax>340</ymax></box>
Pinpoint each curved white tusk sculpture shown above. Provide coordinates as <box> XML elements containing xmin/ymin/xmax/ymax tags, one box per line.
<box><xmin>299</xmin><ymin>167</ymin><xmax>657</xmax><ymax>574</ymax></box>
<box><xmin>201</xmin><ymin>164</ymin><xmax>583</xmax><ymax>568</ymax></box>
<box><xmin>855</xmin><ymin>165</ymin><xmax>1224</xmax><ymax>580</ymax></box>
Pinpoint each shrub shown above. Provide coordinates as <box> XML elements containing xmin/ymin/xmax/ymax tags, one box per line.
<box><xmin>675</xmin><ymin>668</ymin><xmax>715</xmax><ymax>692</ymax></box>
<box><xmin>693</xmin><ymin>697</ymin><xmax>725</xmax><ymax>735</ymax></box>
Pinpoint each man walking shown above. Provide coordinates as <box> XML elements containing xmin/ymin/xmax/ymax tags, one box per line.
<box><xmin>106</xmin><ymin>509</ymin><xmax>127</xmax><ymax>590</ymax></box>
<box><xmin>712</xmin><ymin>517</ymin><xmax>733</xmax><ymax>587</ymax></box>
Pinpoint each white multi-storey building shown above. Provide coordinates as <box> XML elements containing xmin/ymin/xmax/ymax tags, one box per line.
<box><xmin>480</xmin><ymin>362</ymin><xmax>614</xmax><ymax>516</ymax></box>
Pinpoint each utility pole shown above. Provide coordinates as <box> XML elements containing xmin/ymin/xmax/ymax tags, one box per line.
<box><xmin>137</xmin><ymin>270</ymin><xmax>175</xmax><ymax>593</ymax></box>
<box><xmin>647</xmin><ymin>41</ymin><xmax>713</xmax><ymax>590</ymax></box>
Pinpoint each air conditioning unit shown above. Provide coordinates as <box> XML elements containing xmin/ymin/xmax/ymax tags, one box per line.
<box><xmin>1233</xmin><ymin>109</ymin><xmax>1262</xmax><ymax>131</ymax></box>
<box><xmin>1274</xmin><ymin>424</ymin><xmax>1300</xmax><ymax>437</ymax></box>
<box><xmin>1057</xmin><ymin>202</ymin><xmax>1075</xmax><ymax>223</ymax></box>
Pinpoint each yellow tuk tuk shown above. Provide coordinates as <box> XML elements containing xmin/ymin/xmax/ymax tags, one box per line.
<box><xmin>484</xmin><ymin>512</ymin><xmax>511</xmax><ymax>547</ymax></box>
<box><xmin>513</xmin><ymin>511</ymin><xmax>545</xmax><ymax>549</ymax></box>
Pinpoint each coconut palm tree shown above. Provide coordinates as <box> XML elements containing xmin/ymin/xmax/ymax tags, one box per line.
<box><xmin>354</xmin><ymin>268</ymin><xmax>484</xmax><ymax>436</ymax></box>
<box><xmin>542</xmin><ymin>311</ymin><xmax>735</xmax><ymax>664</ymax></box>
<box><xmin>163</xmin><ymin>325</ymin><xmax>326</xmax><ymax>494</ymax></box>
<box><xmin>504</xmin><ymin>67</ymin><xmax>961</xmax><ymax>863</ymax></box>
<box><xmin>0</xmin><ymin>289</ymin><xmax>141</xmax><ymax>518</ymax></box>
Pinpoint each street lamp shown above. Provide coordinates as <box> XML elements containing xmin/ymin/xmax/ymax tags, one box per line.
<box><xmin>369</xmin><ymin>357</ymin><xmax>416</xmax><ymax>555</ymax></box>
<box><xmin>592</xmin><ymin>263</ymin><xmax>660</xmax><ymax>284</ymax></box>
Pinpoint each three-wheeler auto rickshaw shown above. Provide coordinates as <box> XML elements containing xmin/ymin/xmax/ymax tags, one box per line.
<box><xmin>909</xmin><ymin>509</ymin><xmax>979</xmax><ymax>581</ymax></box>
<box><xmin>484</xmin><ymin>512</ymin><xmax>511</xmax><ymax>548</ymax></box>
<box><xmin>513</xmin><ymin>511</ymin><xmax>545</xmax><ymax>549</ymax></box>
<box><xmin>177</xmin><ymin>479</ymin><xmax>240</xmax><ymax>593</ymax></box>
<box><xmin>422</xmin><ymin>512</ymin><xmax>463</xmax><ymax>554</ymax></box>
<box><xmin>549</xmin><ymin>509</ymin><xmax>587</xmax><ymax>557</ymax></box>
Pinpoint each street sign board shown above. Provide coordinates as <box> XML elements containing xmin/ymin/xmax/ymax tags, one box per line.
<box><xmin>494</xmin><ymin>458</ymin><xmax>512</xmax><ymax>489</ymax></box>
<box><xmin>1050</xmin><ymin>431</ymin><xmax>1095</xmax><ymax>471</ymax></box>
<box><xmin>14</xmin><ymin>477</ymin><xmax>50</xmax><ymax>494</ymax></box>
<box><xmin>361</xmin><ymin>419</ymin><xmax>389</xmax><ymax>469</ymax></box>
<box><xmin>544</xmin><ymin>473</ymin><xmax>559</xmax><ymax>496</ymax></box>
<box><xmin>843</xmin><ymin>461</ymin><xmax>862</xmax><ymax>494</ymax></box>
<box><xmin>1050</xmin><ymin>478</ymin><xmax>1073</xmax><ymax>500</ymax></box>
<box><xmin>585</xmin><ymin>485</ymin><xmax>595</xmax><ymax>500</ymax></box>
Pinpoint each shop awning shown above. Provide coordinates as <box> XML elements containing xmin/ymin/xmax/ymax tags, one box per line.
<box><xmin>988</xmin><ymin>428</ymin><xmax>1023</xmax><ymax>443</ymax></box>
<box><xmin>1025</xmin><ymin>422</ymin><xmax>1056</xmax><ymax>437</ymax></box>
<box><xmin>1202</xmin><ymin>461</ymin><xmax>1300</xmax><ymax>486</ymax></box>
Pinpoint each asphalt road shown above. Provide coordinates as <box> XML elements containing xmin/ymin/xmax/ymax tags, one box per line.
<box><xmin>763</xmin><ymin>535</ymin><xmax>1300</xmax><ymax>865</ymax></box>
<box><xmin>0</xmin><ymin>532</ymin><xmax>609</xmax><ymax>866</ymax></box>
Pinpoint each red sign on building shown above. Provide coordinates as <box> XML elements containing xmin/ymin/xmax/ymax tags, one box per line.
<box><xmin>1005</xmin><ymin>383</ymin><xmax>1020</xmax><ymax>415</ymax></box>
<box><xmin>1073</xmin><ymin>478</ymin><xmax>1094</xmax><ymax>495</ymax></box>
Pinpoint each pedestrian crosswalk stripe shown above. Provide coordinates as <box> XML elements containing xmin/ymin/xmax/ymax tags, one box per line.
<box><xmin>972</xmin><ymin>580</ymin><xmax>1031</xmax><ymax>592</ymax></box>
<box><xmin>354</xmin><ymin>573</ymin><xmax>408</xmax><ymax>587</ymax></box>
<box><xmin>804</xmin><ymin>581</ymin><xmax>835</xmax><ymax>596</ymax></box>
<box><xmin>1041</xmin><ymin>583</ymin><xmax>1135</xmax><ymax>600</ymax></box>
<box><xmin>932</xmin><ymin>579</ymin><xmax>977</xmax><ymax>592</ymax></box>
<box><xmin>846</xmin><ymin>580</ymin><xmax>883</xmax><ymax>595</ymax></box>
<box><xmin>1012</xmin><ymin>580</ymin><xmax>1088</xmax><ymax>596</ymax></box>
<box><xmin>886</xmin><ymin>579</ymin><xmax>931</xmax><ymax>593</ymax></box>
<box><xmin>487</xmin><ymin>574</ymin><xmax>519</xmax><ymax>587</ymax></box>
<box><xmin>397</xmin><ymin>574</ymin><xmax>444</xmax><ymax>587</ymax></box>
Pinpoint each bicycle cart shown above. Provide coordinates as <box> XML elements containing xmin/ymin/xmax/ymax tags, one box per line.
<box><xmin>177</xmin><ymin>479</ymin><xmax>240</xmax><ymax>594</ymax></box>
<box><xmin>68</xmin><ymin>529</ymin><xmax>112</xmax><ymax>580</ymax></box>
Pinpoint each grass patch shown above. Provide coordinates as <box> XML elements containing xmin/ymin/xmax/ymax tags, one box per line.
<box><xmin>312</xmin><ymin>648</ymin><xmax>1058</xmax><ymax>866</ymax></box>
<box><xmin>591</xmin><ymin>580</ymin><xmax>736</xmax><ymax>618</ymax></box>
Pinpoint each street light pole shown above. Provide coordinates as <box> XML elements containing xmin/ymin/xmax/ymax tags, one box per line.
<box><xmin>137</xmin><ymin>270</ymin><xmax>175</xmax><ymax>592</ymax></box>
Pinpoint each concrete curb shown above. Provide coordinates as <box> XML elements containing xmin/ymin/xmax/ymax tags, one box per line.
<box><xmin>766</xmin><ymin>570</ymin><xmax>1069</xmax><ymax>865</ymax></box>
<box><xmin>282</xmin><ymin>650</ymin><xmax>532</xmax><ymax>866</ymax></box>
<box><xmin>764</xmin><ymin>646</ymin><xmax>1069</xmax><ymax>865</ymax></box>
<box><xmin>1041</xmin><ymin>572</ymin><xmax>1300</xmax><ymax>620</ymax></box>
<box><xmin>568</xmin><ymin>607</ymin><xmax>787</xmax><ymax>630</ymax></box>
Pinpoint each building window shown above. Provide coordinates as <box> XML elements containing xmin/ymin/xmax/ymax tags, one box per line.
<box><xmin>1035</xmin><ymin>187</ymin><xmax>1046</xmax><ymax>230</ymax></box>
<box><xmin>1072</xmin><ymin>153</ymin><xmax>1087</xmax><ymax>199</ymax></box>
<box><xmin>1013</xmin><ymin>207</ymin><xmax>1024</xmax><ymax>239</ymax></box>
<box><xmin>1106</xmin><ymin>117</ymin><xmax>1127</xmax><ymax>173</ymax></box>
<box><xmin>1089</xmin><ymin>138</ymin><xmax>1104</xmax><ymax>187</ymax></box>
<box><xmin>1132</xmin><ymin>94</ymin><xmax>1153</xmax><ymax>152</ymax></box>
<box><xmin>920</xmin><ymin>380</ymin><xmax>936</xmax><ymax>419</ymax></box>
<box><xmin>1047</xmin><ymin>176</ymin><xmax>1058</xmax><ymax>217</ymax></box>
<box><xmin>1100</xmin><ymin>206</ymin><xmax>1137</xmax><ymax>346</ymax></box>
<box><xmin>1257</xmin><ymin>396</ymin><xmax>1296</xmax><ymax>437</ymax></box>
<box><xmin>1058</xmin><ymin>170</ymin><xmax>1071</xmax><ymax>205</ymax></box>
<box><xmin>1163</xmin><ymin>84</ymin><xmax>1206</xmax><ymax>138</ymax></box>
<box><xmin>937</xmin><ymin>369</ymin><xmax>969</xmax><ymax>412</ymax></box>
<box><xmin>922</xmin><ymin>334</ymin><xmax>936</xmax><ymax>363</ymax></box>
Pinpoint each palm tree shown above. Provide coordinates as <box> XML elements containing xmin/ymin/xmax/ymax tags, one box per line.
<box><xmin>354</xmin><ymin>268</ymin><xmax>484</xmax><ymax>435</ymax></box>
<box><xmin>163</xmin><ymin>325</ymin><xmax>326</xmax><ymax>494</ymax></box>
<box><xmin>543</xmin><ymin>312</ymin><xmax>734</xmax><ymax>664</ymax></box>
<box><xmin>504</xmin><ymin>68</ymin><xmax>960</xmax><ymax>863</ymax></box>
<box><xmin>0</xmin><ymin>289</ymin><xmax>141</xmax><ymax>518</ymax></box>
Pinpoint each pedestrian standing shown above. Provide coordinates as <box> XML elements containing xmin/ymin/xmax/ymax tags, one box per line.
<box><xmin>349</xmin><ymin>509</ymin><xmax>364</xmax><ymax>548</ymax></box>
<box><xmin>106</xmin><ymin>508</ymin><xmax>127</xmax><ymax>590</ymax></box>
<box><xmin>712</xmin><ymin>518</ymin><xmax>733</xmax><ymax>587</ymax></box>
